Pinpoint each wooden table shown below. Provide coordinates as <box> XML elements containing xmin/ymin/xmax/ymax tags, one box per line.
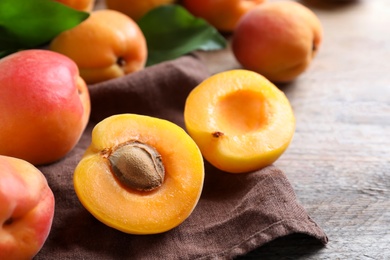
<box><xmin>97</xmin><ymin>0</ymin><xmax>390</xmax><ymax>258</ymax></box>
<box><xmin>200</xmin><ymin>0</ymin><xmax>390</xmax><ymax>258</ymax></box>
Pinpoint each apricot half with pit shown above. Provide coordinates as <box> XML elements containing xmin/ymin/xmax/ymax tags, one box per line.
<box><xmin>184</xmin><ymin>69</ymin><xmax>295</xmax><ymax>173</ymax></box>
<box><xmin>73</xmin><ymin>114</ymin><xmax>204</xmax><ymax>234</ymax></box>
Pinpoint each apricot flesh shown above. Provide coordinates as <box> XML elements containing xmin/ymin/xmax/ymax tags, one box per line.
<box><xmin>184</xmin><ymin>69</ymin><xmax>295</xmax><ymax>173</ymax></box>
<box><xmin>73</xmin><ymin>114</ymin><xmax>204</xmax><ymax>234</ymax></box>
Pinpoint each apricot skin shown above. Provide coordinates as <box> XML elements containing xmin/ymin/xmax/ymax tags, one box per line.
<box><xmin>74</xmin><ymin>114</ymin><xmax>204</xmax><ymax>234</ymax></box>
<box><xmin>0</xmin><ymin>155</ymin><xmax>55</xmax><ymax>260</ymax></box>
<box><xmin>232</xmin><ymin>1</ymin><xmax>323</xmax><ymax>83</ymax></box>
<box><xmin>0</xmin><ymin>49</ymin><xmax>90</xmax><ymax>165</ymax></box>
<box><xmin>184</xmin><ymin>70</ymin><xmax>295</xmax><ymax>173</ymax></box>
<box><xmin>54</xmin><ymin>0</ymin><xmax>95</xmax><ymax>12</ymax></box>
<box><xmin>182</xmin><ymin>0</ymin><xmax>266</xmax><ymax>32</ymax></box>
<box><xmin>105</xmin><ymin>0</ymin><xmax>175</xmax><ymax>21</ymax></box>
<box><xmin>50</xmin><ymin>9</ymin><xmax>147</xmax><ymax>84</ymax></box>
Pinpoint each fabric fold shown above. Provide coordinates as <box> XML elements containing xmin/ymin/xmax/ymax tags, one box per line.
<box><xmin>35</xmin><ymin>55</ymin><xmax>327</xmax><ymax>260</ymax></box>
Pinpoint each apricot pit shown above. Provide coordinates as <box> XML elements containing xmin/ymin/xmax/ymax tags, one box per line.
<box><xmin>73</xmin><ymin>114</ymin><xmax>204</xmax><ymax>234</ymax></box>
<box><xmin>108</xmin><ymin>141</ymin><xmax>165</xmax><ymax>191</ymax></box>
<box><xmin>184</xmin><ymin>69</ymin><xmax>296</xmax><ymax>173</ymax></box>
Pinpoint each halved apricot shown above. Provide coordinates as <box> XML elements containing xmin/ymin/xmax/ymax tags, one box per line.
<box><xmin>73</xmin><ymin>114</ymin><xmax>204</xmax><ymax>234</ymax></box>
<box><xmin>184</xmin><ymin>69</ymin><xmax>295</xmax><ymax>173</ymax></box>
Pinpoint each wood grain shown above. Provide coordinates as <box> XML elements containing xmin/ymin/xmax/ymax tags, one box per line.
<box><xmin>224</xmin><ymin>0</ymin><xmax>390</xmax><ymax>258</ymax></box>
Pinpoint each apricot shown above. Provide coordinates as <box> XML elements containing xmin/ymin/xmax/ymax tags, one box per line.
<box><xmin>54</xmin><ymin>0</ymin><xmax>95</xmax><ymax>12</ymax></box>
<box><xmin>50</xmin><ymin>9</ymin><xmax>147</xmax><ymax>84</ymax></box>
<box><xmin>182</xmin><ymin>0</ymin><xmax>266</xmax><ymax>32</ymax></box>
<box><xmin>232</xmin><ymin>1</ymin><xmax>323</xmax><ymax>83</ymax></box>
<box><xmin>73</xmin><ymin>114</ymin><xmax>204</xmax><ymax>234</ymax></box>
<box><xmin>0</xmin><ymin>49</ymin><xmax>90</xmax><ymax>165</ymax></box>
<box><xmin>184</xmin><ymin>70</ymin><xmax>295</xmax><ymax>173</ymax></box>
<box><xmin>105</xmin><ymin>0</ymin><xmax>175</xmax><ymax>21</ymax></box>
<box><xmin>0</xmin><ymin>155</ymin><xmax>55</xmax><ymax>260</ymax></box>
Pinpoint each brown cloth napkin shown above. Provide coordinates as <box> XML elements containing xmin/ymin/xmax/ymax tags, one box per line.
<box><xmin>35</xmin><ymin>55</ymin><xmax>328</xmax><ymax>259</ymax></box>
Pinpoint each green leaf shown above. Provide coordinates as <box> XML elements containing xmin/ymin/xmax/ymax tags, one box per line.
<box><xmin>0</xmin><ymin>0</ymin><xmax>89</xmax><ymax>58</ymax></box>
<box><xmin>137</xmin><ymin>4</ymin><xmax>227</xmax><ymax>66</ymax></box>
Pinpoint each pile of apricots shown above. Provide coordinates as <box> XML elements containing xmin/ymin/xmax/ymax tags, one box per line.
<box><xmin>49</xmin><ymin>0</ymin><xmax>323</xmax><ymax>84</ymax></box>
<box><xmin>0</xmin><ymin>0</ymin><xmax>324</xmax><ymax>258</ymax></box>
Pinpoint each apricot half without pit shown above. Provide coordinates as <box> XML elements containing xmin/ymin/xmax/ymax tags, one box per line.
<box><xmin>73</xmin><ymin>114</ymin><xmax>204</xmax><ymax>234</ymax></box>
<box><xmin>184</xmin><ymin>69</ymin><xmax>295</xmax><ymax>174</ymax></box>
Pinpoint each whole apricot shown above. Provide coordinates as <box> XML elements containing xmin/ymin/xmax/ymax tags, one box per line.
<box><xmin>184</xmin><ymin>70</ymin><xmax>295</xmax><ymax>173</ymax></box>
<box><xmin>105</xmin><ymin>0</ymin><xmax>175</xmax><ymax>21</ymax></box>
<box><xmin>0</xmin><ymin>49</ymin><xmax>90</xmax><ymax>165</ymax></box>
<box><xmin>74</xmin><ymin>114</ymin><xmax>204</xmax><ymax>234</ymax></box>
<box><xmin>54</xmin><ymin>0</ymin><xmax>95</xmax><ymax>12</ymax></box>
<box><xmin>182</xmin><ymin>0</ymin><xmax>266</xmax><ymax>32</ymax></box>
<box><xmin>232</xmin><ymin>1</ymin><xmax>323</xmax><ymax>83</ymax></box>
<box><xmin>50</xmin><ymin>9</ymin><xmax>147</xmax><ymax>84</ymax></box>
<box><xmin>0</xmin><ymin>155</ymin><xmax>55</xmax><ymax>260</ymax></box>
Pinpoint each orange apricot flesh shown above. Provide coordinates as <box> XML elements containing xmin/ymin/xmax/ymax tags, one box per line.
<box><xmin>184</xmin><ymin>69</ymin><xmax>295</xmax><ymax>173</ymax></box>
<box><xmin>73</xmin><ymin>114</ymin><xmax>204</xmax><ymax>234</ymax></box>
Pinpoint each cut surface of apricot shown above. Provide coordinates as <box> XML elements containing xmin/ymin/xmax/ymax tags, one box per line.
<box><xmin>184</xmin><ymin>69</ymin><xmax>295</xmax><ymax>173</ymax></box>
<box><xmin>73</xmin><ymin>114</ymin><xmax>204</xmax><ymax>234</ymax></box>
